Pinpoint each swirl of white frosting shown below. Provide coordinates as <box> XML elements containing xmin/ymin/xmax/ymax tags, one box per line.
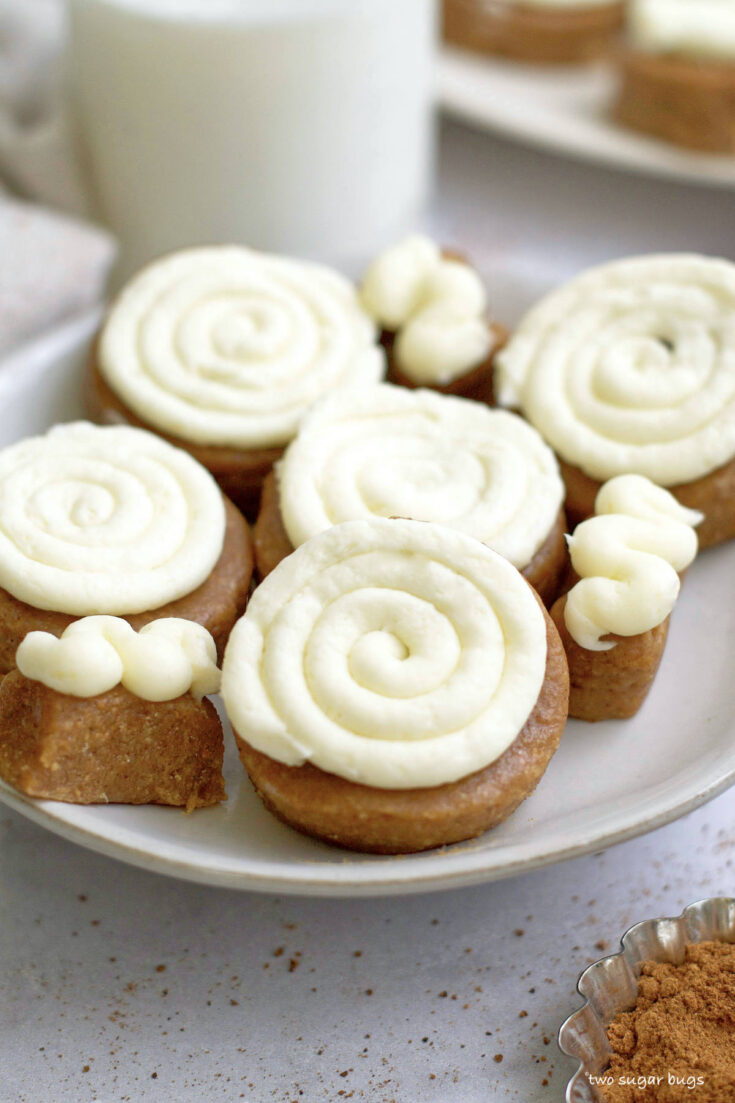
<box><xmin>16</xmin><ymin>616</ymin><xmax>221</xmax><ymax>701</ymax></box>
<box><xmin>277</xmin><ymin>383</ymin><xmax>564</xmax><ymax>569</ymax></box>
<box><xmin>629</xmin><ymin>0</ymin><xmax>735</xmax><ymax>62</ymax></box>
<box><xmin>99</xmin><ymin>246</ymin><xmax>384</xmax><ymax>450</ymax></box>
<box><xmin>222</xmin><ymin>517</ymin><xmax>548</xmax><ymax>790</ymax></box>
<box><xmin>0</xmin><ymin>422</ymin><xmax>225</xmax><ymax>616</ymax></box>
<box><xmin>496</xmin><ymin>255</ymin><xmax>735</xmax><ymax>486</ymax></box>
<box><xmin>360</xmin><ymin>235</ymin><xmax>494</xmax><ymax>385</ymax></box>
<box><xmin>564</xmin><ymin>474</ymin><xmax>702</xmax><ymax>651</ymax></box>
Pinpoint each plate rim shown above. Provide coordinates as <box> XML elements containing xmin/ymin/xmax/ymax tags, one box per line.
<box><xmin>437</xmin><ymin>46</ymin><xmax>735</xmax><ymax>191</ymax></box>
<box><xmin>1</xmin><ymin>760</ymin><xmax>733</xmax><ymax>897</ymax></box>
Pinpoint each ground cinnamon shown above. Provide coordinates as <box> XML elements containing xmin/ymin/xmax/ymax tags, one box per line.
<box><xmin>594</xmin><ymin>941</ymin><xmax>735</xmax><ymax>1102</ymax></box>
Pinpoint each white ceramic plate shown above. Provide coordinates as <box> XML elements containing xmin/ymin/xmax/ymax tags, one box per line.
<box><xmin>438</xmin><ymin>47</ymin><xmax>735</xmax><ymax>190</ymax></box>
<box><xmin>1</xmin><ymin>306</ymin><xmax>735</xmax><ymax>897</ymax></box>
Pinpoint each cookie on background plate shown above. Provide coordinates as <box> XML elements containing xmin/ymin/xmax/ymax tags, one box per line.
<box><xmin>443</xmin><ymin>0</ymin><xmax>625</xmax><ymax>65</ymax></box>
<box><xmin>359</xmin><ymin>235</ymin><xmax>505</xmax><ymax>405</ymax></box>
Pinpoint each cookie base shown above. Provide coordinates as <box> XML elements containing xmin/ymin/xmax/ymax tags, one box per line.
<box><xmin>234</xmin><ymin>599</ymin><xmax>569</xmax><ymax>854</ymax></box>
<box><xmin>0</xmin><ymin>672</ymin><xmax>226</xmax><ymax>810</ymax></box>
<box><xmin>550</xmin><ymin>593</ymin><xmax>669</xmax><ymax>721</ymax></box>
<box><xmin>615</xmin><ymin>51</ymin><xmax>735</xmax><ymax>153</ymax></box>
<box><xmin>443</xmin><ymin>0</ymin><xmax>624</xmax><ymax>64</ymax></box>
<box><xmin>0</xmin><ymin>495</ymin><xmax>253</xmax><ymax>676</ymax></box>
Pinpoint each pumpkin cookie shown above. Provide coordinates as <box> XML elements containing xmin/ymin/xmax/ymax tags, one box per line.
<box><xmin>0</xmin><ymin>421</ymin><xmax>253</xmax><ymax>673</ymax></box>
<box><xmin>0</xmin><ymin>617</ymin><xmax>225</xmax><ymax>809</ymax></box>
<box><xmin>616</xmin><ymin>0</ymin><xmax>735</xmax><ymax>153</ymax></box>
<box><xmin>253</xmin><ymin>383</ymin><xmax>567</xmax><ymax>604</ymax></box>
<box><xmin>496</xmin><ymin>254</ymin><xmax>735</xmax><ymax>549</ymax></box>
<box><xmin>91</xmin><ymin>245</ymin><xmax>385</xmax><ymax>516</ymax></box>
<box><xmin>222</xmin><ymin>517</ymin><xmax>569</xmax><ymax>854</ymax></box>
<box><xmin>550</xmin><ymin>475</ymin><xmax>702</xmax><ymax>721</ymax></box>
<box><xmin>360</xmin><ymin>236</ymin><xmax>504</xmax><ymax>405</ymax></box>
<box><xmin>444</xmin><ymin>0</ymin><xmax>625</xmax><ymax>65</ymax></box>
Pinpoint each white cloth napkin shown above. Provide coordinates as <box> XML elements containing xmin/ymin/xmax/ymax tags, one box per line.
<box><xmin>0</xmin><ymin>1</ymin><xmax>114</xmax><ymax>357</ymax></box>
<box><xmin>0</xmin><ymin>193</ymin><xmax>114</xmax><ymax>357</ymax></box>
<box><xmin>0</xmin><ymin>0</ymin><xmax>89</xmax><ymax>214</ymax></box>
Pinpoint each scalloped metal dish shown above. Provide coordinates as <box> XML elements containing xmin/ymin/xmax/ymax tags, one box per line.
<box><xmin>559</xmin><ymin>897</ymin><xmax>735</xmax><ymax>1102</ymax></box>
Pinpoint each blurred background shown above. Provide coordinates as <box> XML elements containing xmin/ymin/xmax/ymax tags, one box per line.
<box><xmin>1</xmin><ymin>0</ymin><xmax>734</xmax><ymax>352</ymax></box>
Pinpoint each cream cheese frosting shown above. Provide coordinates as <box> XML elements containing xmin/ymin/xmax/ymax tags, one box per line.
<box><xmin>276</xmin><ymin>383</ymin><xmax>564</xmax><ymax>569</ymax></box>
<box><xmin>0</xmin><ymin>422</ymin><xmax>225</xmax><ymax>616</ymax></box>
<box><xmin>496</xmin><ymin>254</ymin><xmax>735</xmax><ymax>487</ymax></box>
<box><xmin>16</xmin><ymin>616</ymin><xmax>221</xmax><ymax>701</ymax></box>
<box><xmin>99</xmin><ymin>246</ymin><xmax>385</xmax><ymax>450</ymax></box>
<box><xmin>360</xmin><ymin>236</ymin><xmax>494</xmax><ymax>385</ymax></box>
<box><xmin>628</xmin><ymin>0</ymin><xmax>735</xmax><ymax>63</ymax></box>
<box><xmin>564</xmin><ymin>474</ymin><xmax>702</xmax><ymax>651</ymax></box>
<box><xmin>221</xmin><ymin>517</ymin><xmax>548</xmax><ymax>791</ymax></box>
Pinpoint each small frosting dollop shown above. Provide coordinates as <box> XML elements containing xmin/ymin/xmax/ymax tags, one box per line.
<box><xmin>277</xmin><ymin>383</ymin><xmax>564</xmax><ymax>569</ymax></box>
<box><xmin>99</xmin><ymin>246</ymin><xmax>385</xmax><ymax>450</ymax></box>
<box><xmin>16</xmin><ymin>616</ymin><xmax>221</xmax><ymax>701</ymax></box>
<box><xmin>221</xmin><ymin>517</ymin><xmax>548</xmax><ymax>791</ymax></box>
<box><xmin>629</xmin><ymin>0</ymin><xmax>735</xmax><ymax>63</ymax></box>
<box><xmin>564</xmin><ymin>475</ymin><xmax>702</xmax><ymax>651</ymax></box>
<box><xmin>496</xmin><ymin>255</ymin><xmax>735</xmax><ymax>487</ymax></box>
<box><xmin>360</xmin><ymin>235</ymin><xmax>493</xmax><ymax>385</ymax></box>
<box><xmin>0</xmin><ymin>422</ymin><xmax>225</xmax><ymax>616</ymax></box>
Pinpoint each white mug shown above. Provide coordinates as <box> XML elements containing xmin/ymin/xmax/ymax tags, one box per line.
<box><xmin>67</xmin><ymin>0</ymin><xmax>438</xmax><ymax>279</ymax></box>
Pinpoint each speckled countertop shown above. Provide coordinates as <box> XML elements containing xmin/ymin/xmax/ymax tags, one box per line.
<box><xmin>2</xmin><ymin>118</ymin><xmax>735</xmax><ymax>1103</ymax></box>
<box><xmin>3</xmin><ymin>794</ymin><xmax>734</xmax><ymax>1102</ymax></box>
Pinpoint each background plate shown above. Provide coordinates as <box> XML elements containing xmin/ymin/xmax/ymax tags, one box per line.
<box><xmin>439</xmin><ymin>47</ymin><xmax>735</xmax><ymax>190</ymax></box>
<box><xmin>0</xmin><ymin>301</ymin><xmax>734</xmax><ymax>896</ymax></box>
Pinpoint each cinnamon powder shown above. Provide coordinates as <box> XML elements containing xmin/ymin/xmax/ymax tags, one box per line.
<box><xmin>599</xmin><ymin>941</ymin><xmax>735</xmax><ymax>1102</ymax></box>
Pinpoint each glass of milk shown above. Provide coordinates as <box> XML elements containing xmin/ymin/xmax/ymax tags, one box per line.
<box><xmin>67</xmin><ymin>0</ymin><xmax>437</xmax><ymax>279</ymax></box>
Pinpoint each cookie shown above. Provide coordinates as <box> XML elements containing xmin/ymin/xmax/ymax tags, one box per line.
<box><xmin>92</xmin><ymin>246</ymin><xmax>385</xmax><ymax>516</ymax></box>
<box><xmin>223</xmin><ymin>517</ymin><xmax>569</xmax><ymax>853</ymax></box>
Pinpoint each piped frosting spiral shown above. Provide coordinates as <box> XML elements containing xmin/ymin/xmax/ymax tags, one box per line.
<box><xmin>16</xmin><ymin>616</ymin><xmax>221</xmax><ymax>701</ymax></box>
<box><xmin>564</xmin><ymin>474</ymin><xmax>702</xmax><ymax>651</ymax></box>
<box><xmin>496</xmin><ymin>254</ymin><xmax>735</xmax><ymax>486</ymax></box>
<box><xmin>99</xmin><ymin>246</ymin><xmax>385</xmax><ymax>450</ymax></box>
<box><xmin>360</xmin><ymin>236</ymin><xmax>494</xmax><ymax>385</ymax></box>
<box><xmin>277</xmin><ymin>383</ymin><xmax>564</xmax><ymax>569</ymax></box>
<box><xmin>221</xmin><ymin>517</ymin><xmax>548</xmax><ymax>790</ymax></box>
<box><xmin>0</xmin><ymin>422</ymin><xmax>225</xmax><ymax>616</ymax></box>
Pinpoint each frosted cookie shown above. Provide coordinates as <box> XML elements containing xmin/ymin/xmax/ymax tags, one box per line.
<box><xmin>0</xmin><ymin>617</ymin><xmax>225</xmax><ymax>809</ymax></box>
<box><xmin>616</xmin><ymin>0</ymin><xmax>735</xmax><ymax>153</ymax></box>
<box><xmin>91</xmin><ymin>246</ymin><xmax>385</xmax><ymax>516</ymax></box>
<box><xmin>496</xmin><ymin>254</ymin><xmax>735</xmax><ymax>549</ymax></box>
<box><xmin>222</xmin><ymin>517</ymin><xmax>569</xmax><ymax>854</ymax></box>
<box><xmin>0</xmin><ymin>422</ymin><xmax>253</xmax><ymax>674</ymax></box>
<box><xmin>443</xmin><ymin>0</ymin><xmax>625</xmax><ymax>65</ymax></box>
<box><xmin>360</xmin><ymin>236</ymin><xmax>505</xmax><ymax>404</ymax></box>
<box><xmin>550</xmin><ymin>476</ymin><xmax>701</xmax><ymax>721</ymax></box>
<box><xmin>253</xmin><ymin>383</ymin><xmax>567</xmax><ymax>604</ymax></box>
